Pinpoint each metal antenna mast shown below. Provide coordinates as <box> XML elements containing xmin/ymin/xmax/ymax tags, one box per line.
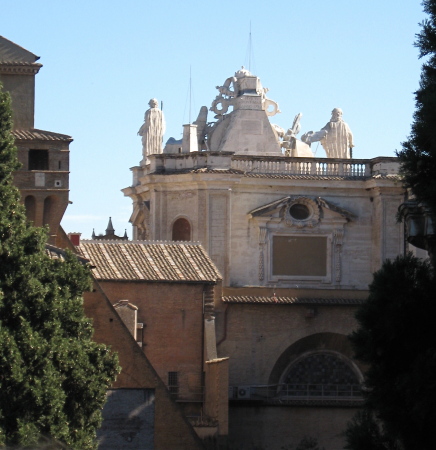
<box><xmin>249</xmin><ymin>21</ymin><xmax>252</xmax><ymax>72</ymax></box>
<box><xmin>189</xmin><ymin>65</ymin><xmax>192</xmax><ymax>124</ymax></box>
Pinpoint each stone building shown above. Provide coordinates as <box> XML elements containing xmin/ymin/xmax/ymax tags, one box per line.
<box><xmin>76</xmin><ymin>239</ymin><xmax>227</xmax><ymax>435</ymax></box>
<box><xmin>91</xmin><ymin>217</ymin><xmax>129</xmax><ymax>240</ymax></box>
<box><xmin>0</xmin><ymin>36</ymin><xmax>71</xmax><ymax>246</ymax></box>
<box><xmin>1</xmin><ymin>36</ymin><xmax>216</xmax><ymax>449</ymax></box>
<box><xmin>123</xmin><ymin>68</ymin><xmax>405</xmax><ymax>449</ymax></box>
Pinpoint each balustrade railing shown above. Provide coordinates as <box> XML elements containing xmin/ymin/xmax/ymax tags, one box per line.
<box><xmin>148</xmin><ymin>152</ymin><xmax>398</xmax><ymax>178</ymax></box>
<box><xmin>231</xmin><ymin>158</ymin><xmax>370</xmax><ymax>177</ymax></box>
<box><xmin>230</xmin><ymin>383</ymin><xmax>362</xmax><ymax>401</ymax></box>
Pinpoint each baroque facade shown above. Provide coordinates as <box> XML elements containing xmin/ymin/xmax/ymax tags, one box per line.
<box><xmin>123</xmin><ymin>68</ymin><xmax>405</xmax><ymax>449</ymax></box>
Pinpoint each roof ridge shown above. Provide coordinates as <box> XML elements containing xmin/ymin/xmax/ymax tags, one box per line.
<box><xmin>81</xmin><ymin>239</ymin><xmax>203</xmax><ymax>245</ymax></box>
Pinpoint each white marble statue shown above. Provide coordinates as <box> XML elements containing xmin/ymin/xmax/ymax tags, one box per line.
<box><xmin>302</xmin><ymin>108</ymin><xmax>354</xmax><ymax>159</ymax></box>
<box><xmin>281</xmin><ymin>113</ymin><xmax>302</xmax><ymax>155</ymax></box>
<box><xmin>138</xmin><ymin>98</ymin><xmax>166</xmax><ymax>163</ymax></box>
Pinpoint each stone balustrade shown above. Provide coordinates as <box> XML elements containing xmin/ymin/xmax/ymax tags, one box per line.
<box><xmin>131</xmin><ymin>152</ymin><xmax>399</xmax><ymax>185</ymax></box>
<box><xmin>231</xmin><ymin>157</ymin><xmax>371</xmax><ymax>177</ymax></box>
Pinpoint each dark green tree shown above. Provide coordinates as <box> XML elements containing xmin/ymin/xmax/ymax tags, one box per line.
<box><xmin>398</xmin><ymin>0</ymin><xmax>436</xmax><ymax>214</ymax></box>
<box><xmin>345</xmin><ymin>254</ymin><xmax>436</xmax><ymax>450</ymax></box>
<box><xmin>0</xmin><ymin>84</ymin><xmax>120</xmax><ymax>448</ymax></box>
<box><xmin>343</xmin><ymin>410</ymin><xmax>400</xmax><ymax>450</ymax></box>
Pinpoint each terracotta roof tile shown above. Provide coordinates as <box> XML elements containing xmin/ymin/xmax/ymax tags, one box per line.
<box><xmin>222</xmin><ymin>296</ymin><xmax>364</xmax><ymax>305</ymax></box>
<box><xmin>12</xmin><ymin>128</ymin><xmax>72</xmax><ymax>142</ymax></box>
<box><xmin>45</xmin><ymin>244</ymin><xmax>89</xmax><ymax>265</ymax></box>
<box><xmin>78</xmin><ymin>240</ymin><xmax>222</xmax><ymax>283</ymax></box>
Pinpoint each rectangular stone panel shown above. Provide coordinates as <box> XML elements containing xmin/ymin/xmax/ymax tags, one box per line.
<box><xmin>272</xmin><ymin>236</ymin><xmax>327</xmax><ymax>277</ymax></box>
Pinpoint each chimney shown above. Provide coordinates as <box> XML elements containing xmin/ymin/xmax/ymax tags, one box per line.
<box><xmin>68</xmin><ymin>232</ymin><xmax>81</xmax><ymax>246</ymax></box>
<box><xmin>182</xmin><ymin>124</ymin><xmax>198</xmax><ymax>153</ymax></box>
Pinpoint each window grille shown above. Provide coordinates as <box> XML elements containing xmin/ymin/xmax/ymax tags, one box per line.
<box><xmin>29</xmin><ymin>150</ymin><xmax>49</xmax><ymax>170</ymax></box>
<box><xmin>168</xmin><ymin>371</ymin><xmax>179</xmax><ymax>396</ymax></box>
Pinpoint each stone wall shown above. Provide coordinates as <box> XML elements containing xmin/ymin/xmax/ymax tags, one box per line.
<box><xmin>228</xmin><ymin>405</ymin><xmax>357</xmax><ymax>450</ymax></box>
<box><xmin>216</xmin><ymin>302</ymin><xmax>363</xmax><ymax>386</ymax></box>
<box><xmin>136</xmin><ymin>165</ymin><xmax>404</xmax><ymax>290</ymax></box>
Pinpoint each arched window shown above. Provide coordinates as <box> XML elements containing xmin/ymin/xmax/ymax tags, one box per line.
<box><xmin>172</xmin><ymin>218</ymin><xmax>191</xmax><ymax>241</ymax></box>
<box><xmin>24</xmin><ymin>195</ymin><xmax>36</xmax><ymax>223</ymax></box>
<box><xmin>282</xmin><ymin>352</ymin><xmax>361</xmax><ymax>398</ymax></box>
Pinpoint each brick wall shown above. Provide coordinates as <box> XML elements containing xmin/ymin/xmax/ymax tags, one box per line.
<box><xmin>84</xmin><ymin>284</ymin><xmax>204</xmax><ymax>449</ymax></box>
<box><xmin>93</xmin><ymin>280</ymin><xmax>208</xmax><ymax>402</ymax></box>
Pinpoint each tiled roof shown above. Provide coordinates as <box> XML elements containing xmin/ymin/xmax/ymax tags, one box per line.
<box><xmin>12</xmin><ymin>129</ymin><xmax>72</xmax><ymax>142</ymax></box>
<box><xmin>222</xmin><ymin>296</ymin><xmax>364</xmax><ymax>305</ymax></box>
<box><xmin>45</xmin><ymin>244</ymin><xmax>89</xmax><ymax>265</ymax></box>
<box><xmin>0</xmin><ymin>36</ymin><xmax>39</xmax><ymax>63</ymax></box>
<box><xmin>78</xmin><ymin>240</ymin><xmax>222</xmax><ymax>283</ymax></box>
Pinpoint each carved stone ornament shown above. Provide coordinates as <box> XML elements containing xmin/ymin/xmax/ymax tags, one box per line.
<box><xmin>258</xmin><ymin>227</ymin><xmax>267</xmax><ymax>281</ymax></box>
<box><xmin>334</xmin><ymin>228</ymin><xmax>344</xmax><ymax>282</ymax></box>
<box><xmin>282</xmin><ymin>197</ymin><xmax>321</xmax><ymax>228</ymax></box>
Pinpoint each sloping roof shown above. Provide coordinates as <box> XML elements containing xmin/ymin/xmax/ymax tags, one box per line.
<box><xmin>45</xmin><ymin>244</ymin><xmax>89</xmax><ymax>265</ymax></box>
<box><xmin>12</xmin><ymin>129</ymin><xmax>72</xmax><ymax>142</ymax></box>
<box><xmin>222</xmin><ymin>296</ymin><xmax>364</xmax><ymax>305</ymax></box>
<box><xmin>0</xmin><ymin>36</ymin><xmax>39</xmax><ymax>63</ymax></box>
<box><xmin>78</xmin><ymin>240</ymin><xmax>222</xmax><ymax>283</ymax></box>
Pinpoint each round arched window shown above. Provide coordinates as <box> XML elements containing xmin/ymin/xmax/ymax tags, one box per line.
<box><xmin>172</xmin><ymin>218</ymin><xmax>191</xmax><ymax>241</ymax></box>
<box><xmin>282</xmin><ymin>352</ymin><xmax>361</xmax><ymax>398</ymax></box>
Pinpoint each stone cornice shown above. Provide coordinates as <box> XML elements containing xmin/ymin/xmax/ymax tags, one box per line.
<box><xmin>0</xmin><ymin>62</ymin><xmax>42</xmax><ymax>75</ymax></box>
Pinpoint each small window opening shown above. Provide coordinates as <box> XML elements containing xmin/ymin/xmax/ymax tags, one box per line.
<box><xmin>289</xmin><ymin>203</ymin><xmax>310</xmax><ymax>220</ymax></box>
<box><xmin>29</xmin><ymin>150</ymin><xmax>49</xmax><ymax>170</ymax></box>
<box><xmin>168</xmin><ymin>371</ymin><xmax>179</xmax><ymax>397</ymax></box>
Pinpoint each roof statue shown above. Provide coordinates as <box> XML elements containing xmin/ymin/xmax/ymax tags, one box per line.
<box><xmin>210</xmin><ymin>67</ymin><xmax>281</xmax><ymax>118</ymax></box>
<box><xmin>301</xmin><ymin>108</ymin><xmax>354</xmax><ymax>159</ymax></box>
<box><xmin>278</xmin><ymin>113</ymin><xmax>312</xmax><ymax>157</ymax></box>
<box><xmin>138</xmin><ymin>98</ymin><xmax>166</xmax><ymax>165</ymax></box>
<box><xmin>160</xmin><ymin>69</ymin><xmax>355</xmax><ymax>159</ymax></box>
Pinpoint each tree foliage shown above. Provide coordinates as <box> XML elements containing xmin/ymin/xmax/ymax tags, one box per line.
<box><xmin>398</xmin><ymin>0</ymin><xmax>436</xmax><ymax>214</ymax></box>
<box><xmin>343</xmin><ymin>410</ymin><xmax>400</xmax><ymax>450</ymax></box>
<box><xmin>0</xmin><ymin>84</ymin><xmax>120</xmax><ymax>448</ymax></box>
<box><xmin>345</xmin><ymin>254</ymin><xmax>436</xmax><ymax>450</ymax></box>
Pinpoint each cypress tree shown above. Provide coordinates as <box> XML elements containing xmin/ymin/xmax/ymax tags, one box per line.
<box><xmin>398</xmin><ymin>0</ymin><xmax>436</xmax><ymax>214</ymax></box>
<box><xmin>345</xmin><ymin>254</ymin><xmax>436</xmax><ymax>449</ymax></box>
<box><xmin>0</xmin><ymin>83</ymin><xmax>120</xmax><ymax>449</ymax></box>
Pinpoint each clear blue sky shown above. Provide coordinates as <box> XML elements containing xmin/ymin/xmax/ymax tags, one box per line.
<box><xmin>2</xmin><ymin>1</ymin><xmax>426</xmax><ymax>239</ymax></box>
